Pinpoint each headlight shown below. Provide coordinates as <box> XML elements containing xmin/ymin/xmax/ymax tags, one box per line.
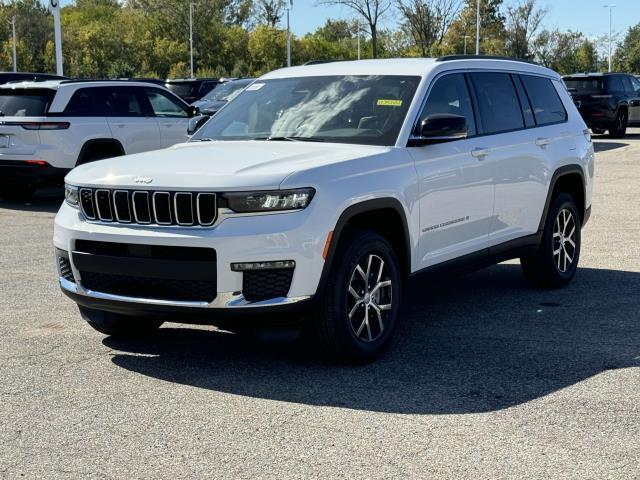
<box><xmin>64</xmin><ymin>184</ymin><xmax>79</xmax><ymax>208</ymax></box>
<box><xmin>224</xmin><ymin>188</ymin><xmax>315</xmax><ymax>213</ymax></box>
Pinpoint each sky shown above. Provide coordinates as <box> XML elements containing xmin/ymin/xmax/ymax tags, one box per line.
<box><xmin>292</xmin><ymin>0</ymin><xmax>639</xmax><ymax>40</ymax></box>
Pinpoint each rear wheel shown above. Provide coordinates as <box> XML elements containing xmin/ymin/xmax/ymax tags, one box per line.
<box><xmin>608</xmin><ymin>109</ymin><xmax>628</xmax><ymax>138</ymax></box>
<box><xmin>312</xmin><ymin>230</ymin><xmax>402</xmax><ymax>363</ymax></box>
<box><xmin>0</xmin><ymin>183</ymin><xmax>35</xmax><ymax>201</ymax></box>
<box><xmin>77</xmin><ymin>144</ymin><xmax>123</xmax><ymax>166</ymax></box>
<box><xmin>521</xmin><ymin>193</ymin><xmax>581</xmax><ymax>288</ymax></box>
<box><xmin>79</xmin><ymin>306</ymin><xmax>163</xmax><ymax>337</ymax></box>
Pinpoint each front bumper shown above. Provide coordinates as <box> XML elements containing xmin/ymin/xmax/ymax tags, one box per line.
<box><xmin>54</xmin><ymin>201</ymin><xmax>328</xmax><ymax>319</ymax></box>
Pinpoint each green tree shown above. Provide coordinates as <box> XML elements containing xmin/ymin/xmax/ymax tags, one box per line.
<box><xmin>613</xmin><ymin>23</ymin><xmax>640</xmax><ymax>74</ymax></box>
<box><xmin>439</xmin><ymin>0</ymin><xmax>506</xmax><ymax>56</ymax></box>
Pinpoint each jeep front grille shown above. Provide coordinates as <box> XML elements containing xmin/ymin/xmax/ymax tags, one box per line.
<box><xmin>79</xmin><ymin>188</ymin><xmax>217</xmax><ymax>227</ymax></box>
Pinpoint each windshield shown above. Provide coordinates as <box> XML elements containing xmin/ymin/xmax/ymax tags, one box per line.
<box><xmin>192</xmin><ymin>75</ymin><xmax>421</xmax><ymax>146</ymax></box>
<box><xmin>564</xmin><ymin>77</ymin><xmax>604</xmax><ymax>93</ymax></box>
<box><xmin>202</xmin><ymin>80</ymin><xmax>252</xmax><ymax>102</ymax></box>
<box><xmin>0</xmin><ymin>88</ymin><xmax>55</xmax><ymax>116</ymax></box>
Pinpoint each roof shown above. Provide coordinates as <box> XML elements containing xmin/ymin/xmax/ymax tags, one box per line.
<box><xmin>0</xmin><ymin>79</ymin><xmax>170</xmax><ymax>90</ymax></box>
<box><xmin>260</xmin><ymin>57</ymin><xmax>560</xmax><ymax>80</ymax></box>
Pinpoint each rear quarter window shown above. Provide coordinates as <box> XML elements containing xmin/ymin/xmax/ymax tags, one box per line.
<box><xmin>0</xmin><ymin>88</ymin><xmax>55</xmax><ymax>116</ymax></box>
<box><xmin>520</xmin><ymin>75</ymin><xmax>567</xmax><ymax>126</ymax></box>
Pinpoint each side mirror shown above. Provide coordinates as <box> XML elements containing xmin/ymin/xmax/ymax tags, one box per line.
<box><xmin>188</xmin><ymin>105</ymin><xmax>200</xmax><ymax>118</ymax></box>
<box><xmin>187</xmin><ymin>115</ymin><xmax>208</xmax><ymax>135</ymax></box>
<box><xmin>409</xmin><ymin>114</ymin><xmax>468</xmax><ymax>146</ymax></box>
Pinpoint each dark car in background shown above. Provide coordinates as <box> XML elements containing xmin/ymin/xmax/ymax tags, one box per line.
<box><xmin>191</xmin><ymin>78</ymin><xmax>254</xmax><ymax>116</ymax></box>
<box><xmin>0</xmin><ymin>72</ymin><xmax>68</xmax><ymax>84</ymax></box>
<box><xmin>164</xmin><ymin>78</ymin><xmax>224</xmax><ymax>103</ymax></box>
<box><xmin>563</xmin><ymin>72</ymin><xmax>640</xmax><ymax>138</ymax></box>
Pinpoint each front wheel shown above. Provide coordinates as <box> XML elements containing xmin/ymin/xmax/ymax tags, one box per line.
<box><xmin>312</xmin><ymin>230</ymin><xmax>402</xmax><ymax>363</ymax></box>
<box><xmin>79</xmin><ymin>306</ymin><xmax>163</xmax><ymax>337</ymax></box>
<box><xmin>521</xmin><ymin>193</ymin><xmax>581</xmax><ymax>288</ymax></box>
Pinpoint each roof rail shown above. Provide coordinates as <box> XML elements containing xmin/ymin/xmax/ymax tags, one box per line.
<box><xmin>58</xmin><ymin>78</ymin><xmax>164</xmax><ymax>85</ymax></box>
<box><xmin>436</xmin><ymin>55</ymin><xmax>541</xmax><ymax>66</ymax></box>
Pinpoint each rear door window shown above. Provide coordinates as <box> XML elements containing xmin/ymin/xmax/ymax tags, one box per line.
<box><xmin>0</xmin><ymin>88</ymin><xmax>55</xmax><ymax>117</ymax></box>
<box><xmin>103</xmin><ymin>87</ymin><xmax>144</xmax><ymax>117</ymax></box>
<box><xmin>469</xmin><ymin>72</ymin><xmax>524</xmax><ymax>134</ymax></box>
<box><xmin>520</xmin><ymin>75</ymin><xmax>567</xmax><ymax>126</ymax></box>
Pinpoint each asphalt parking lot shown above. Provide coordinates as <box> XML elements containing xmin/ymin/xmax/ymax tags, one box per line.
<box><xmin>1</xmin><ymin>131</ymin><xmax>639</xmax><ymax>479</ymax></box>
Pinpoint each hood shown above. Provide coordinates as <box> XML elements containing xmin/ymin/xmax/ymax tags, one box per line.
<box><xmin>65</xmin><ymin>140</ymin><xmax>388</xmax><ymax>190</ymax></box>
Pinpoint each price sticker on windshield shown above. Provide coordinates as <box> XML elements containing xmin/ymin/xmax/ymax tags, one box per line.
<box><xmin>377</xmin><ymin>99</ymin><xmax>403</xmax><ymax>107</ymax></box>
<box><xmin>246</xmin><ymin>83</ymin><xmax>265</xmax><ymax>91</ymax></box>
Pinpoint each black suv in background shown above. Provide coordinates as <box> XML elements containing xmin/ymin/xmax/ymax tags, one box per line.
<box><xmin>164</xmin><ymin>78</ymin><xmax>224</xmax><ymax>103</ymax></box>
<box><xmin>563</xmin><ymin>73</ymin><xmax>640</xmax><ymax>138</ymax></box>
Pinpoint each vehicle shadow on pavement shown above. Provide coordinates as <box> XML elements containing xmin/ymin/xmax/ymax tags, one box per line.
<box><xmin>0</xmin><ymin>188</ymin><xmax>63</xmax><ymax>214</ymax></box>
<box><xmin>593</xmin><ymin>141</ymin><xmax>629</xmax><ymax>152</ymax></box>
<box><xmin>104</xmin><ymin>264</ymin><xmax>640</xmax><ymax>414</ymax></box>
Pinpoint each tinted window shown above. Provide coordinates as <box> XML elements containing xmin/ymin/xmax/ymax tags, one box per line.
<box><xmin>0</xmin><ymin>88</ymin><xmax>54</xmax><ymax>116</ymax></box>
<box><xmin>564</xmin><ymin>77</ymin><xmax>604</xmax><ymax>93</ymax></box>
<box><xmin>419</xmin><ymin>73</ymin><xmax>476</xmax><ymax>136</ymax></box>
<box><xmin>513</xmin><ymin>76</ymin><xmax>536</xmax><ymax>127</ymax></box>
<box><xmin>630</xmin><ymin>76</ymin><xmax>640</xmax><ymax>94</ymax></box>
<box><xmin>520</xmin><ymin>75</ymin><xmax>567</xmax><ymax>126</ymax></box>
<box><xmin>620</xmin><ymin>76</ymin><xmax>633</xmax><ymax>93</ymax></box>
<box><xmin>104</xmin><ymin>88</ymin><xmax>143</xmax><ymax>117</ymax></box>
<box><xmin>145</xmin><ymin>89</ymin><xmax>188</xmax><ymax>117</ymax></box>
<box><xmin>64</xmin><ymin>88</ymin><xmax>100</xmax><ymax>116</ymax></box>
<box><xmin>605</xmin><ymin>75</ymin><xmax>624</xmax><ymax>92</ymax></box>
<box><xmin>469</xmin><ymin>73</ymin><xmax>524</xmax><ymax>134</ymax></box>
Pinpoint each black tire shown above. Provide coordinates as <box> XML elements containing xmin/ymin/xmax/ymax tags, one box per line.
<box><xmin>608</xmin><ymin>109</ymin><xmax>628</xmax><ymax>139</ymax></box>
<box><xmin>79</xmin><ymin>306</ymin><xmax>163</xmax><ymax>337</ymax></box>
<box><xmin>0</xmin><ymin>183</ymin><xmax>35</xmax><ymax>201</ymax></box>
<box><xmin>311</xmin><ymin>229</ymin><xmax>402</xmax><ymax>364</ymax></box>
<box><xmin>521</xmin><ymin>193</ymin><xmax>581</xmax><ymax>288</ymax></box>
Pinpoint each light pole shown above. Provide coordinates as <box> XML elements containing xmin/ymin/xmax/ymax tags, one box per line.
<box><xmin>8</xmin><ymin>16</ymin><xmax>16</xmax><ymax>72</ymax></box>
<box><xmin>475</xmin><ymin>0</ymin><xmax>480</xmax><ymax>55</ymax></box>
<box><xmin>604</xmin><ymin>4</ymin><xmax>616</xmax><ymax>72</ymax></box>
<box><xmin>463</xmin><ymin>35</ymin><xmax>471</xmax><ymax>55</ymax></box>
<box><xmin>286</xmin><ymin>0</ymin><xmax>293</xmax><ymax>67</ymax></box>
<box><xmin>49</xmin><ymin>0</ymin><xmax>63</xmax><ymax>76</ymax></box>
<box><xmin>356</xmin><ymin>20</ymin><xmax>361</xmax><ymax>60</ymax></box>
<box><xmin>189</xmin><ymin>2</ymin><xmax>194</xmax><ymax>78</ymax></box>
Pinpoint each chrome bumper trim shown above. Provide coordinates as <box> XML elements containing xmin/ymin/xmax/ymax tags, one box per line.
<box><xmin>59</xmin><ymin>277</ymin><xmax>310</xmax><ymax>310</ymax></box>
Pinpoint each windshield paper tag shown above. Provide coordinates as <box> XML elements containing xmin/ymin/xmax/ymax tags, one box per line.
<box><xmin>246</xmin><ymin>83</ymin><xmax>265</xmax><ymax>91</ymax></box>
<box><xmin>377</xmin><ymin>99</ymin><xmax>402</xmax><ymax>107</ymax></box>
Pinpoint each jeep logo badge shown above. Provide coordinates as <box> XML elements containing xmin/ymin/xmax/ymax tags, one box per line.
<box><xmin>134</xmin><ymin>176</ymin><xmax>153</xmax><ymax>184</ymax></box>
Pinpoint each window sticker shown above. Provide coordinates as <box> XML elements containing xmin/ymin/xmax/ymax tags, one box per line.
<box><xmin>377</xmin><ymin>99</ymin><xmax>403</xmax><ymax>107</ymax></box>
<box><xmin>246</xmin><ymin>83</ymin><xmax>265</xmax><ymax>91</ymax></box>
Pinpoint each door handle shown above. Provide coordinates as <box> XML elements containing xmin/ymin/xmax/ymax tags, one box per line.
<box><xmin>535</xmin><ymin>137</ymin><xmax>551</xmax><ymax>147</ymax></box>
<box><xmin>111</xmin><ymin>123</ymin><xmax>126</xmax><ymax>128</ymax></box>
<box><xmin>471</xmin><ymin>148</ymin><xmax>489</xmax><ymax>159</ymax></box>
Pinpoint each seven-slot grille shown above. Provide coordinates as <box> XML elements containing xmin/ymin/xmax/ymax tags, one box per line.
<box><xmin>79</xmin><ymin>188</ymin><xmax>217</xmax><ymax>226</ymax></box>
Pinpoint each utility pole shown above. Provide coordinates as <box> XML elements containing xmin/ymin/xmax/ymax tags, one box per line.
<box><xmin>604</xmin><ymin>4</ymin><xmax>616</xmax><ymax>72</ymax></box>
<box><xmin>286</xmin><ymin>0</ymin><xmax>293</xmax><ymax>67</ymax></box>
<box><xmin>189</xmin><ymin>2</ymin><xmax>194</xmax><ymax>78</ymax></box>
<box><xmin>8</xmin><ymin>17</ymin><xmax>16</xmax><ymax>72</ymax></box>
<box><xmin>49</xmin><ymin>0</ymin><xmax>63</xmax><ymax>76</ymax></box>
<box><xmin>463</xmin><ymin>35</ymin><xmax>471</xmax><ymax>55</ymax></box>
<box><xmin>475</xmin><ymin>0</ymin><xmax>480</xmax><ymax>55</ymax></box>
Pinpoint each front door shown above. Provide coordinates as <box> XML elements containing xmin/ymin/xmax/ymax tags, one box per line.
<box><xmin>143</xmin><ymin>87</ymin><xmax>191</xmax><ymax>148</ymax></box>
<box><xmin>408</xmin><ymin>73</ymin><xmax>495</xmax><ymax>268</ymax></box>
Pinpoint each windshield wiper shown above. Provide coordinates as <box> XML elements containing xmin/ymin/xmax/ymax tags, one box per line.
<box><xmin>263</xmin><ymin>136</ymin><xmax>325</xmax><ymax>142</ymax></box>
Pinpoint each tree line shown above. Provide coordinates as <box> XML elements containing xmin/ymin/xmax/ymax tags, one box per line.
<box><xmin>0</xmin><ymin>0</ymin><xmax>638</xmax><ymax>79</ymax></box>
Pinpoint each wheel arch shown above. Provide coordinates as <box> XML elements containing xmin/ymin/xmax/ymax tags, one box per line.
<box><xmin>317</xmin><ymin>198</ymin><xmax>412</xmax><ymax>295</ymax></box>
<box><xmin>538</xmin><ymin>165</ymin><xmax>587</xmax><ymax>230</ymax></box>
<box><xmin>76</xmin><ymin>138</ymin><xmax>125</xmax><ymax>166</ymax></box>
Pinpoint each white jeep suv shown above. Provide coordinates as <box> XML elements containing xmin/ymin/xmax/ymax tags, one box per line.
<box><xmin>0</xmin><ymin>80</ymin><xmax>197</xmax><ymax>200</ymax></box>
<box><xmin>54</xmin><ymin>57</ymin><xmax>594</xmax><ymax>363</ymax></box>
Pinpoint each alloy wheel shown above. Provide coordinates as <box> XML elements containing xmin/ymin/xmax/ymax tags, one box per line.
<box><xmin>346</xmin><ymin>254</ymin><xmax>393</xmax><ymax>343</ymax></box>
<box><xmin>553</xmin><ymin>208</ymin><xmax>576</xmax><ymax>273</ymax></box>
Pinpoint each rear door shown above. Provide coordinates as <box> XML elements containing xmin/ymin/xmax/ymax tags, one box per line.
<box><xmin>468</xmin><ymin>72</ymin><xmax>551</xmax><ymax>246</ymax></box>
<box><xmin>103</xmin><ymin>86</ymin><xmax>160</xmax><ymax>154</ymax></box>
<box><xmin>143</xmin><ymin>87</ymin><xmax>191</xmax><ymax>148</ymax></box>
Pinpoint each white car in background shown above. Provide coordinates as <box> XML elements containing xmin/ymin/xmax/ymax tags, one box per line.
<box><xmin>0</xmin><ymin>80</ymin><xmax>199</xmax><ymax>200</ymax></box>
